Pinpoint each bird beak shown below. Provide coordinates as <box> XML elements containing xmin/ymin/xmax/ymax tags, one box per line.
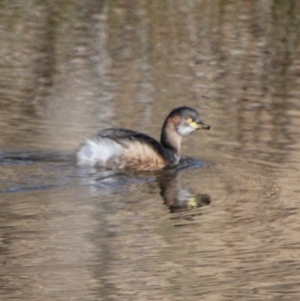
<box><xmin>192</xmin><ymin>121</ymin><xmax>211</xmax><ymax>130</ymax></box>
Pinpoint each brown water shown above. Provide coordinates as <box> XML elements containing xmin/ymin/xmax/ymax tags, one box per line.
<box><xmin>1</xmin><ymin>1</ymin><xmax>300</xmax><ymax>300</ymax></box>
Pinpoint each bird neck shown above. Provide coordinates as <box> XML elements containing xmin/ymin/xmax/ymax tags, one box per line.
<box><xmin>160</xmin><ymin>117</ymin><xmax>182</xmax><ymax>154</ymax></box>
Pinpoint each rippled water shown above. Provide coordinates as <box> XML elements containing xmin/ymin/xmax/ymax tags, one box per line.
<box><xmin>1</xmin><ymin>1</ymin><xmax>300</xmax><ymax>300</ymax></box>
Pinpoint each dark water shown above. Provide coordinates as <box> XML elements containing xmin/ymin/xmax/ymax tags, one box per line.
<box><xmin>1</xmin><ymin>1</ymin><xmax>300</xmax><ymax>300</ymax></box>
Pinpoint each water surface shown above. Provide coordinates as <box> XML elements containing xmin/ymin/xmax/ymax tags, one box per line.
<box><xmin>1</xmin><ymin>1</ymin><xmax>300</xmax><ymax>300</ymax></box>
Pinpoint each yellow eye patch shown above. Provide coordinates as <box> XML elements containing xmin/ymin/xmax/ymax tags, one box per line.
<box><xmin>187</xmin><ymin>117</ymin><xmax>199</xmax><ymax>129</ymax></box>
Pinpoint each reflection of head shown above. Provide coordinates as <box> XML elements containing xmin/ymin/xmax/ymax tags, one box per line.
<box><xmin>167</xmin><ymin>193</ymin><xmax>211</xmax><ymax>214</ymax></box>
<box><xmin>158</xmin><ymin>168</ymin><xmax>211</xmax><ymax>213</ymax></box>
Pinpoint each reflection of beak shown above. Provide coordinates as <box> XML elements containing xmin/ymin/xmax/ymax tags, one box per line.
<box><xmin>192</xmin><ymin>121</ymin><xmax>211</xmax><ymax>130</ymax></box>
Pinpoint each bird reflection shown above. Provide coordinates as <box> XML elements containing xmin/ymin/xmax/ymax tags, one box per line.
<box><xmin>157</xmin><ymin>169</ymin><xmax>211</xmax><ymax>213</ymax></box>
<box><xmin>78</xmin><ymin>158</ymin><xmax>211</xmax><ymax>215</ymax></box>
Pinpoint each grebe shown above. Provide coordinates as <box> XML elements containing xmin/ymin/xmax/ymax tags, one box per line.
<box><xmin>76</xmin><ymin>106</ymin><xmax>211</xmax><ymax>171</ymax></box>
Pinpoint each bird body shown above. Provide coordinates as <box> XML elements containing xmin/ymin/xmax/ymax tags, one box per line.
<box><xmin>76</xmin><ymin>107</ymin><xmax>210</xmax><ymax>171</ymax></box>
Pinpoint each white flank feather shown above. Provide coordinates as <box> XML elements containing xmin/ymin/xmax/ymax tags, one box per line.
<box><xmin>76</xmin><ymin>137</ymin><xmax>123</xmax><ymax>166</ymax></box>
